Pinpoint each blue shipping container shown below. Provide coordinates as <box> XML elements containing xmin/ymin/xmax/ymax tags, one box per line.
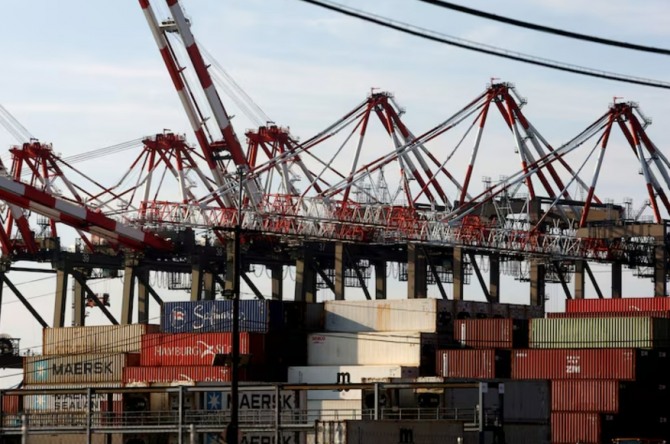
<box><xmin>161</xmin><ymin>300</ymin><xmax>285</xmax><ymax>333</ymax></box>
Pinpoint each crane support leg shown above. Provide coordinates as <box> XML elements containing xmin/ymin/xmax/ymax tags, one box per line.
<box><xmin>452</xmin><ymin>247</ymin><xmax>464</xmax><ymax>301</ymax></box>
<box><xmin>191</xmin><ymin>261</ymin><xmax>215</xmax><ymax>301</ymax></box>
<box><xmin>72</xmin><ymin>270</ymin><xmax>86</xmax><ymax>326</ymax></box>
<box><xmin>612</xmin><ymin>263</ymin><xmax>623</xmax><ymax>298</ymax></box>
<box><xmin>137</xmin><ymin>268</ymin><xmax>150</xmax><ymax>324</ymax></box>
<box><xmin>574</xmin><ymin>261</ymin><xmax>586</xmax><ymax>299</ymax></box>
<box><xmin>654</xmin><ymin>245</ymin><xmax>667</xmax><ymax>296</ymax></box>
<box><xmin>334</xmin><ymin>242</ymin><xmax>345</xmax><ymax>300</ymax></box>
<box><xmin>54</xmin><ymin>266</ymin><xmax>70</xmax><ymax>327</ymax></box>
<box><xmin>407</xmin><ymin>243</ymin><xmax>427</xmax><ymax>299</ymax></box>
<box><xmin>489</xmin><ymin>254</ymin><xmax>500</xmax><ymax>302</ymax></box>
<box><xmin>530</xmin><ymin>260</ymin><xmax>546</xmax><ymax>306</ymax></box>
<box><xmin>271</xmin><ymin>265</ymin><xmax>283</xmax><ymax>301</ymax></box>
<box><xmin>121</xmin><ymin>265</ymin><xmax>136</xmax><ymax>324</ymax></box>
<box><xmin>295</xmin><ymin>250</ymin><xmax>317</xmax><ymax>302</ymax></box>
<box><xmin>374</xmin><ymin>260</ymin><xmax>387</xmax><ymax>300</ymax></box>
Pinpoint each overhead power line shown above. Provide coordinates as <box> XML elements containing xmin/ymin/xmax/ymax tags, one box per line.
<box><xmin>418</xmin><ymin>0</ymin><xmax>670</xmax><ymax>56</ymax></box>
<box><xmin>297</xmin><ymin>0</ymin><xmax>670</xmax><ymax>90</ymax></box>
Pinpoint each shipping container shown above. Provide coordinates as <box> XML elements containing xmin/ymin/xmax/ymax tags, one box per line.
<box><xmin>529</xmin><ymin>317</ymin><xmax>670</xmax><ymax>348</ymax></box>
<box><xmin>548</xmin><ymin>310</ymin><xmax>670</xmax><ymax>319</ymax></box>
<box><xmin>551</xmin><ymin>380</ymin><xmax>670</xmax><ymax>413</ymax></box>
<box><xmin>288</xmin><ymin>365</ymin><xmax>419</xmax><ymax>400</ymax></box>
<box><xmin>307</xmin><ymin>331</ymin><xmax>442</xmax><ymax>374</ymax></box>
<box><xmin>203</xmin><ymin>431</ymin><xmax>299</xmax><ymax>444</ymax></box>
<box><xmin>323</xmin><ymin>300</ymin><xmax>542</xmax><ymax>334</ymax></box>
<box><xmin>1</xmin><ymin>393</ymin><xmax>18</xmax><ymax>414</ymax></box>
<box><xmin>203</xmin><ymin>388</ymin><xmax>303</xmax><ymax>412</ymax></box>
<box><xmin>123</xmin><ymin>366</ymin><xmax>235</xmax><ymax>384</ymax></box>
<box><xmin>549</xmin><ymin>412</ymin><xmax>668</xmax><ymax>444</ymax></box>
<box><xmin>307</xmin><ymin>399</ymin><xmax>363</xmax><ymax>422</ymax></box>
<box><xmin>42</xmin><ymin>324</ymin><xmax>160</xmax><ymax>355</ymax></box>
<box><xmin>454</xmin><ymin>318</ymin><xmax>528</xmax><ymax>348</ymax></box>
<box><xmin>284</xmin><ymin>302</ymin><xmax>325</xmax><ymax>331</ymax></box>
<box><xmin>0</xmin><ymin>435</ymin><xmax>125</xmax><ymax>444</ymax></box>
<box><xmin>502</xmin><ymin>424</ymin><xmax>550</xmax><ymax>444</ymax></box>
<box><xmin>161</xmin><ymin>300</ymin><xmax>285</xmax><ymax>333</ymax></box>
<box><xmin>314</xmin><ymin>419</ymin><xmax>465</xmax><ymax>444</ymax></box>
<box><xmin>21</xmin><ymin>383</ymin><xmax>123</xmax><ymax>412</ymax></box>
<box><xmin>436</xmin><ymin>349</ymin><xmax>511</xmax><ymax>379</ymax></box>
<box><xmin>443</xmin><ymin>381</ymin><xmax>550</xmax><ymax>424</ymax></box>
<box><xmin>511</xmin><ymin>348</ymin><xmax>668</xmax><ymax>380</ymax></box>
<box><xmin>140</xmin><ymin>332</ymin><xmax>267</xmax><ymax>366</ymax></box>
<box><xmin>24</xmin><ymin>353</ymin><xmax>139</xmax><ymax>385</ymax></box>
<box><xmin>566</xmin><ymin>297</ymin><xmax>670</xmax><ymax>313</ymax></box>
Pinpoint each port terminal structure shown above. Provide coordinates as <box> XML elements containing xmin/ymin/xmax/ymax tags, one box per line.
<box><xmin>0</xmin><ymin>0</ymin><xmax>668</xmax><ymax>330</ymax></box>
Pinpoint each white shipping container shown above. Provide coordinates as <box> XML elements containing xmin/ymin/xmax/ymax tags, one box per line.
<box><xmin>24</xmin><ymin>353</ymin><xmax>139</xmax><ymax>384</ymax></box>
<box><xmin>324</xmin><ymin>299</ymin><xmax>441</xmax><ymax>332</ymax></box>
<box><xmin>307</xmin><ymin>332</ymin><xmax>438</xmax><ymax>367</ymax></box>
<box><xmin>288</xmin><ymin>365</ymin><xmax>419</xmax><ymax>400</ymax></box>
<box><xmin>43</xmin><ymin>324</ymin><xmax>160</xmax><ymax>355</ymax></box>
<box><xmin>307</xmin><ymin>399</ymin><xmax>362</xmax><ymax>422</ymax></box>
<box><xmin>22</xmin><ymin>383</ymin><xmax>122</xmax><ymax>412</ymax></box>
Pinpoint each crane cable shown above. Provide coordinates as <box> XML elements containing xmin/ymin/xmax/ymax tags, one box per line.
<box><xmin>297</xmin><ymin>0</ymin><xmax>670</xmax><ymax>90</ymax></box>
<box><xmin>418</xmin><ymin>0</ymin><xmax>670</xmax><ymax>56</ymax></box>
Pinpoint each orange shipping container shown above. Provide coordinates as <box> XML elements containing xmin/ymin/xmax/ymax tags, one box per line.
<box><xmin>566</xmin><ymin>297</ymin><xmax>670</xmax><ymax>313</ymax></box>
<box><xmin>454</xmin><ymin>318</ymin><xmax>528</xmax><ymax>348</ymax></box>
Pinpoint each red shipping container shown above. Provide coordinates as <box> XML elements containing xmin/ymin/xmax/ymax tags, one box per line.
<box><xmin>551</xmin><ymin>412</ymin><xmax>610</xmax><ymax>444</ymax></box>
<box><xmin>548</xmin><ymin>310</ymin><xmax>670</xmax><ymax>319</ymax></box>
<box><xmin>2</xmin><ymin>394</ymin><xmax>18</xmax><ymax>414</ymax></box>
<box><xmin>140</xmin><ymin>332</ymin><xmax>267</xmax><ymax>366</ymax></box>
<box><xmin>551</xmin><ymin>380</ymin><xmax>619</xmax><ymax>412</ymax></box>
<box><xmin>566</xmin><ymin>297</ymin><xmax>670</xmax><ymax>313</ymax></box>
<box><xmin>123</xmin><ymin>366</ymin><xmax>234</xmax><ymax>384</ymax></box>
<box><xmin>454</xmin><ymin>318</ymin><xmax>528</xmax><ymax>348</ymax></box>
<box><xmin>436</xmin><ymin>349</ymin><xmax>510</xmax><ymax>379</ymax></box>
<box><xmin>511</xmin><ymin>349</ymin><xmax>664</xmax><ymax>380</ymax></box>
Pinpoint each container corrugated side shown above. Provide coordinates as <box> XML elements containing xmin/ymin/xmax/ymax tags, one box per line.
<box><xmin>24</xmin><ymin>353</ymin><xmax>139</xmax><ymax>384</ymax></box>
<box><xmin>324</xmin><ymin>299</ymin><xmax>440</xmax><ymax>332</ymax></box>
<box><xmin>42</xmin><ymin>324</ymin><xmax>159</xmax><ymax>355</ymax></box>
<box><xmin>511</xmin><ymin>348</ymin><xmax>667</xmax><ymax>380</ymax></box>
<box><xmin>529</xmin><ymin>317</ymin><xmax>670</xmax><ymax>349</ymax></box>
<box><xmin>550</xmin><ymin>412</ymin><xmax>635</xmax><ymax>444</ymax></box>
<box><xmin>454</xmin><ymin>318</ymin><xmax>528</xmax><ymax>348</ymax></box>
<box><xmin>161</xmin><ymin>300</ymin><xmax>284</xmax><ymax>333</ymax></box>
<box><xmin>123</xmin><ymin>366</ymin><xmax>234</xmax><ymax>384</ymax></box>
<box><xmin>288</xmin><ymin>365</ymin><xmax>419</xmax><ymax>400</ymax></box>
<box><xmin>548</xmin><ymin>310</ymin><xmax>670</xmax><ymax>319</ymax></box>
<box><xmin>2</xmin><ymin>394</ymin><xmax>18</xmax><ymax>414</ymax></box>
<box><xmin>566</xmin><ymin>297</ymin><xmax>670</xmax><ymax>313</ymax></box>
<box><xmin>551</xmin><ymin>380</ymin><xmax>670</xmax><ymax>414</ymax></box>
<box><xmin>503</xmin><ymin>424</ymin><xmax>550</xmax><ymax>444</ymax></box>
<box><xmin>342</xmin><ymin>419</ymin><xmax>464</xmax><ymax>443</ymax></box>
<box><xmin>22</xmin><ymin>383</ymin><xmax>123</xmax><ymax>412</ymax></box>
<box><xmin>307</xmin><ymin>400</ymin><xmax>362</xmax><ymax>422</ymax></box>
<box><xmin>306</xmin><ymin>332</ymin><xmax>440</xmax><ymax>371</ymax></box>
<box><xmin>140</xmin><ymin>332</ymin><xmax>265</xmax><ymax>366</ymax></box>
<box><xmin>436</xmin><ymin>349</ymin><xmax>510</xmax><ymax>379</ymax></box>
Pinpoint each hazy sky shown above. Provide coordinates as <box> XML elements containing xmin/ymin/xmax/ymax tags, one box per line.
<box><xmin>0</xmin><ymin>0</ymin><xmax>668</xmax><ymax>387</ymax></box>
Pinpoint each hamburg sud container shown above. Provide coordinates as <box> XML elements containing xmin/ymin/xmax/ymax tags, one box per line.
<box><xmin>42</xmin><ymin>324</ymin><xmax>160</xmax><ymax>355</ymax></box>
<box><xmin>454</xmin><ymin>318</ymin><xmax>528</xmax><ymax>348</ymax></box>
<box><xmin>511</xmin><ymin>348</ymin><xmax>669</xmax><ymax>380</ymax></box>
<box><xmin>436</xmin><ymin>349</ymin><xmax>511</xmax><ymax>379</ymax></box>
<box><xmin>306</xmin><ymin>332</ymin><xmax>442</xmax><ymax>375</ymax></box>
<box><xmin>22</xmin><ymin>383</ymin><xmax>123</xmax><ymax>412</ymax></box>
<box><xmin>140</xmin><ymin>332</ymin><xmax>268</xmax><ymax>366</ymax></box>
<box><xmin>566</xmin><ymin>297</ymin><xmax>670</xmax><ymax>313</ymax></box>
<box><xmin>24</xmin><ymin>353</ymin><xmax>139</xmax><ymax>384</ymax></box>
<box><xmin>529</xmin><ymin>317</ymin><xmax>670</xmax><ymax>349</ymax></box>
<box><xmin>287</xmin><ymin>365</ymin><xmax>419</xmax><ymax>400</ymax></box>
<box><xmin>123</xmin><ymin>366</ymin><xmax>233</xmax><ymax>384</ymax></box>
<box><xmin>161</xmin><ymin>300</ymin><xmax>285</xmax><ymax>333</ymax></box>
<box><xmin>551</xmin><ymin>380</ymin><xmax>670</xmax><ymax>414</ymax></box>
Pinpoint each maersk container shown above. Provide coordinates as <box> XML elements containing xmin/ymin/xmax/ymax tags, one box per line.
<box><xmin>287</xmin><ymin>365</ymin><xmax>419</xmax><ymax>400</ymax></box>
<box><xmin>140</xmin><ymin>332</ymin><xmax>267</xmax><ymax>366</ymax></box>
<box><xmin>22</xmin><ymin>383</ymin><xmax>123</xmax><ymax>412</ymax></box>
<box><xmin>566</xmin><ymin>297</ymin><xmax>670</xmax><ymax>313</ymax></box>
<box><xmin>436</xmin><ymin>349</ymin><xmax>511</xmax><ymax>379</ymax></box>
<box><xmin>42</xmin><ymin>324</ymin><xmax>160</xmax><ymax>355</ymax></box>
<box><xmin>123</xmin><ymin>366</ymin><xmax>233</xmax><ymax>384</ymax></box>
<box><xmin>24</xmin><ymin>353</ymin><xmax>139</xmax><ymax>385</ymax></box>
<box><xmin>307</xmin><ymin>332</ymin><xmax>442</xmax><ymax>374</ymax></box>
<box><xmin>511</xmin><ymin>348</ymin><xmax>668</xmax><ymax>380</ymax></box>
<box><xmin>161</xmin><ymin>300</ymin><xmax>285</xmax><ymax>333</ymax></box>
<box><xmin>454</xmin><ymin>318</ymin><xmax>528</xmax><ymax>349</ymax></box>
<box><xmin>314</xmin><ymin>419</ymin><xmax>465</xmax><ymax>444</ymax></box>
<box><xmin>529</xmin><ymin>317</ymin><xmax>670</xmax><ymax>349</ymax></box>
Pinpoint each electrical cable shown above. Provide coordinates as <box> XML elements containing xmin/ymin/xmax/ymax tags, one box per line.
<box><xmin>296</xmin><ymin>0</ymin><xmax>670</xmax><ymax>90</ymax></box>
<box><xmin>417</xmin><ymin>0</ymin><xmax>670</xmax><ymax>56</ymax></box>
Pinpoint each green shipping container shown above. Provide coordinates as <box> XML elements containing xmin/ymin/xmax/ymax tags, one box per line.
<box><xmin>530</xmin><ymin>317</ymin><xmax>670</xmax><ymax>349</ymax></box>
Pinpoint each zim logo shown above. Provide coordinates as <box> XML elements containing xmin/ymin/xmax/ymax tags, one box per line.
<box><xmin>171</xmin><ymin>307</ymin><xmax>187</xmax><ymax>329</ymax></box>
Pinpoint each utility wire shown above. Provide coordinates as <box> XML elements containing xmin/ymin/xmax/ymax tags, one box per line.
<box><xmin>297</xmin><ymin>0</ymin><xmax>670</xmax><ymax>90</ymax></box>
<box><xmin>418</xmin><ymin>0</ymin><xmax>670</xmax><ymax>56</ymax></box>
